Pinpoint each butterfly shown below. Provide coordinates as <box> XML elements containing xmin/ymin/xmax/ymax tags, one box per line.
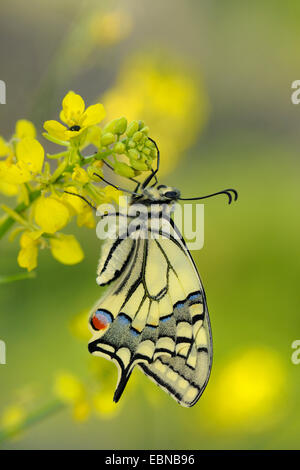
<box><xmin>86</xmin><ymin>139</ymin><xmax>238</xmax><ymax>407</ymax></box>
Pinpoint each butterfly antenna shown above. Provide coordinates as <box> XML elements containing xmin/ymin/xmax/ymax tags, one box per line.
<box><xmin>93</xmin><ymin>173</ymin><xmax>140</xmax><ymax>196</ymax></box>
<box><xmin>63</xmin><ymin>190</ymin><xmax>97</xmax><ymax>211</ymax></box>
<box><xmin>179</xmin><ymin>189</ymin><xmax>238</xmax><ymax>205</ymax></box>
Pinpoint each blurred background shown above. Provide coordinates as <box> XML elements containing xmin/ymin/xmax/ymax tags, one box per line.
<box><xmin>1</xmin><ymin>0</ymin><xmax>300</xmax><ymax>450</ymax></box>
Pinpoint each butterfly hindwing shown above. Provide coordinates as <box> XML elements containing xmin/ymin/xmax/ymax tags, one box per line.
<box><xmin>89</xmin><ymin>210</ymin><xmax>212</xmax><ymax>407</ymax></box>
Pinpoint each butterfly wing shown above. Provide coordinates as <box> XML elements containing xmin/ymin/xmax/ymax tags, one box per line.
<box><xmin>88</xmin><ymin>213</ymin><xmax>212</xmax><ymax>407</ymax></box>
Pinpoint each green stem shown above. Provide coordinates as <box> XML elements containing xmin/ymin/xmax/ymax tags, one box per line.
<box><xmin>0</xmin><ymin>190</ymin><xmax>41</xmax><ymax>240</ymax></box>
<box><xmin>0</xmin><ymin>271</ymin><xmax>36</xmax><ymax>284</ymax></box>
<box><xmin>0</xmin><ymin>400</ymin><xmax>65</xmax><ymax>445</ymax></box>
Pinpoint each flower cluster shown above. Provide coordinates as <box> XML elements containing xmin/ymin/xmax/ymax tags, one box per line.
<box><xmin>0</xmin><ymin>91</ymin><xmax>157</xmax><ymax>272</ymax></box>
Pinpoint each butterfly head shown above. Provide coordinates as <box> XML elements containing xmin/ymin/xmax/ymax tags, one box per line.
<box><xmin>132</xmin><ymin>185</ymin><xmax>181</xmax><ymax>203</ymax></box>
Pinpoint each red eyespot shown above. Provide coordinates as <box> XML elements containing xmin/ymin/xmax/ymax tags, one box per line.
<box><xmin>91</xmin><ymin>310</ymin><xmax>111</xmax><ymax>330</ymax></box>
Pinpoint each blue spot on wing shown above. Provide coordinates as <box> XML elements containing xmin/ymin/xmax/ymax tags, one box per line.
<box><xmin>117</xmin><ymin>314</ymin><xmax>131</xmax><ymax>325</ymax></box>
<box><xmin>95</xmin><ymin>309</ymin><xmax>113</xmax><ymax>323</ymax></box>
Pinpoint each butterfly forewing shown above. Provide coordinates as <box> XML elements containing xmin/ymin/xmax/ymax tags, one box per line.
<box><xmin>88</xmin><ymin>204</ymin><xmax>212</xmax><ymax>407</ymax></box>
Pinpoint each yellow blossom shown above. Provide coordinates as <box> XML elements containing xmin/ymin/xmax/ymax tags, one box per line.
<box><xmin>16</xmin><ymin>138</ymin><xmax>44</xmax><ymax>174</ymax></box>
<box><xmin>73</xmin><ymin>400</ymin><xmax>90</xmax><ymax>422</ymax></box>
<box><xmin>50</xmin><ymin>234</ymin><xmax>84</xmax><ymax>265</ymax></box>
<box><xmin>102</xmin><ymin>53</ymin><xmax>208</xmax><ymax>175</ymax></box>
<box><xmin>69</xmin><ymin>309</ymin><xmax>90</xmax><ymax>341</ymax></box>
<box><xmin>15</xmin><ymin>119</ymin><xmax>36</xmax><ymax>140</ymax></box>
<box><xmin>0</xmin><ymin>136</ymin><xmax>10</xmax><ymax>156</ymax></box>
<box><xmin>76</xmin><ymin>206</ymin><xmax>95</xmax><ymax>229</ymax></box>
<box><xmin>34</xmin><ymin>196</ymin><xmax>70</xmax><ymax>234</ymax></box>
<box><xmin>44</xmin><ymin>91</ymin><xmax>106</xmax><ymax>142</ymax></box>
<box><xmin>54</xmin><ymin>372</ymin><xmax>85</xmax><ymax>404</ymax></box>
<box><xmin>72</xmin><ymin>165</ymin><xmax>89</xmax><ymax>184</ymax></box>
<box><xmin>203</xmin><ymin>347</ymin><xmax>286</xmax><ymax>432</ymax></box>
<box><xmin>1</xmin><ymin>405</ymin><xmax>26</xmax><ymax>430</ymax></box>
<box><xmin>17</xmin><ymin>230</ymin><xmax>43</xmax><ymax>272</ymax></box>
<box><xmin>89</xmin><ymin>10</ymin><xmax>132</xmax><ymax>46</ymax></box>
<box><xmin>102</xmin><ymin>186</ymin><xmax>123</xmax><ymax>205</ymax></box>
<box><xmin>93</xmin><ymin>390</ymin><xmax>119</xmax><ymax>419</ymax></box>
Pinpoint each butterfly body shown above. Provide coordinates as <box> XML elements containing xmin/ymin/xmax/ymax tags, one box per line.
<box><xmin>88</xmin><ymin>184</ymin><xmax>213</xmax><ymax>407</ymax></box>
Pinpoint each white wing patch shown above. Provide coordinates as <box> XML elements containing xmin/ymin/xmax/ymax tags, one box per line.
<box><xmin>89</xmin><ymin>211</ymin><xmax>212</xmax><ymax>407</ymax></box>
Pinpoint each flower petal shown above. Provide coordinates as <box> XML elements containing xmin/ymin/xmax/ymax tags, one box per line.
<box><xmin>0</xmin><ymin>160</ymin><xmax>31</xmax><ymax>184</ymax></box>
<box><xmin>62</xmin><ymin>91</ymin><xmax>85</xmax><ymax>124</ymax></box>
<box><xmin>0</xmin><ymin>137</ymin><xmax>10</xmax><ymax>156</ymax></box>
<box><xmin>15</xmin><ymin>120</ymin><xmax>36</xmax><ymax>140</ymax></box>
<box><xmin>44</xmin><ymin>120</ymin><xmax>68</xmax><ymax>141</ymax></box>
<box><xmin>81</xmin><ymin>103</ymin><xmax>106</xmax><ymax>127</ymax></box>
<box><xmin>34</xmin><ymin>196</ymin><xmax>70</xmax><ymax>234</ymax></box>
<box><xmin>50</xmin><ymin>234</ymin><xmax>84</xmax><ymax>265</ymax></box>
<box><xmin>16</xmin><ymin>138</ymin><xmax>44</xmax><ymax>174</ymax></box>
<box><xmin>17</xmin><ymin>244</ymin><xmax>38</xmax><ymax>272</ymax></box>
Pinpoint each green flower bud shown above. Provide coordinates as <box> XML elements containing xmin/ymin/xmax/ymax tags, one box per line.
<box><xmin>126</xmin><ymin>121</ymin><xmax>139</xmax><ymax>137</ymax></box>
<box><xmin>140</xmin><ymin>126</ymin><xmax>149</xmax><ymax>135</ymax></box>
<box><xmin>114</xmin><ymin>117</ymin><xmax>127</xmax><ymax>135</ymax></box>
<box><xmin>114</xmin><ymin>161</ymin><xmax>135</xmax><ymax>178</ymax></box>
<box><xmin>101</xmin><ymin>132</ymin><xmax>115</xmax><ymax>146</ymax></box>
<box><xmin>138</xmin><ymin>120</ymin><xmax>145</xmax><ymax>130</ymax></box>
<box><xmin>130</xmin><ymin>159</ymin><xmax>149</xmax><ymax>171</ymax></box>
<box><xmin>128</xmin><ymin>149</ymin><xmax>140</xmax><ymax>160</ymax></box>
<box><xmin>128</xmin><ymin>141</ymin><xmax>136</xmax><ymax>148</ymax></box>
<box><xmin>133</xmin><ymin>131</ymin><xmax>143</xmax><ymax>142</ymax></box>
<box><xmin>113</xmin><ymin>142</ymin><xmax>125</xmax><ymax>154</ymax></box>
<box><xmin>103</xmin><ymin>119</ymin><xmax>117</xmax><ymax>134</ymax></box>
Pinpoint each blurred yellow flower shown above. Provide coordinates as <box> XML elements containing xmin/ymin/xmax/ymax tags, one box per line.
<box><xmin>1</xmin><ymin>405</ymin><xmax>26</xmax><ymax>430</ymax></box>
<box><xmin>15</xmin><ymin>119</ymin><xmax>36</xmax><ymax>140</ymax></box>
<box><xmin>50</xmin><ymin>234</ymin><xmax>84</xmax><ymax>265</ymax></box>
<box><xmin>69</xmin><ymin>309</ymin><xmax>90</xmax><ymax>341</ymax></box>
<box><xmin>34</xmin><ymin>195</ymin><xmax>70</xmax><ymax>234</ymax></box>
<box><xmin>93</xmin><ymin>390</ymin><xmax>119</xmax><ymax>419</ymax></box>
<box><xmin>44</xmin><ymin>91</ymin><xmax>106</xmax><ymax>142</ymax></box>
<box><xmin>17</xmin><ymin>230</ymin><xmax>43</xmax><ymax>272</ymax></box>
<box><xmin>73</xmin><ymin>400</ymin><xmax>90</xmax><ymax>422</ymax></box>
<box><xmin>102</xmin><ymin>53</ymin><xmax>208</xmax><ymax>175</ymax></box>
<box><xmin>0</xmin><ymin>136</ymin><xmax>10</xmax><ymax>156</ymax></box>
<box><xmin>203</xmin><ymin>347</ymin><xmax>286</xmax><ymax>432</ymax></box>
<box><xmin>89</xmin><ymin>10</ymin><xmax>132</xmax><ymax>46</ymax></box>
<box><xmin>54</xmin><ymin>372</ymin><xmax>85</xmax><ymax>404</ymax></box>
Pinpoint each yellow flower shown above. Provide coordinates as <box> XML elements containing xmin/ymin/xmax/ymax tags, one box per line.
<box><xmin>203</xmin><ymin>347</ymin><xmax>286</xmax><ymax>432</ymax></box>
<box><xmin>1</xmin><ymin>405</ymin><xmax>26</xmax><ymax>430</ymax></box>
<box><xmin>17</xmin><ymin>230</ymin><xmax>43</xmax><ymax>272</ymax></box>
<box><xmin>16</xmin><ymin>138</ymin><xmax>44</xmax><ymax>174</ymax></box>
<box><xmin>0</xmin><ymin>138</ymin><xmax>44</xmax><ymax>185</ymax></box>
<box><xmin>76</xmin><ymin>206</ymin><xmax>95</xmax><ymax>229</ymax></box>
<box><xmin>72</xmin><ymin>165</ymin><xmax>89</xmax><ymax>184</ymax></box>
<box><xmin>93</xmin><ymin>390</ymin><xmax>119</xmax><ymax>419</ymax></box>
<box><xmin>102</xmin><ymin>53</ymin><xmax>208</xmax><ymax>175</ymax></box>
<box><xmin>102</xmin><ymin>186</ymin><xmax>123</xmax><ymax>205</ymax></box>
<box><xmin>15</xmin><ymin>119</ymin><xmax>36</xmax><ymax>140</ymax></box>
<box><xmin>34</xmin><ymin>196</ymin><xmax>70</xmax><ymax>234</ymax></box>
<box><xmin>44</xmin><ymin>91</ymin><xmax>106</xmax><ymax>142</ymax></box>
<box><xmin>0</xmin><ymin>162</ymin><xmax>19</xmax><ymax>196</ymax></box>
<box><xmin>73</xmin><ymin>400</ymin><xmax>90</xmax><ymax>422</ymax></box>
<box><xmin>89</xmin><ymin>10</ymin><xmax>132</xmax><ymax>46</ymax></box>
<box><xmin>50</xmin><ymin>234</ymin><xmax>84</xmax><ymax>265</ymax></box>
<box><xmin>54</xmin><ymin>372</ymin><xmax>85</xmax><ymax>404</ymax></box>
<box><xmin>69</xmin><ymin>309</ymin><xmax>90</xmax><ymax>341</ymax></box>
<box><xmin>0</xmin><ymin>136</ymin><xmax>10</xmax><ymax>156</ymax></box>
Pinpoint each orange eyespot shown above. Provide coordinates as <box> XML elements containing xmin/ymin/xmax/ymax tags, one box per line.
<box><xmin>91</xmin><ymin>309</ymin><xmax>112</xmax><ymax>331</ymax></box>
